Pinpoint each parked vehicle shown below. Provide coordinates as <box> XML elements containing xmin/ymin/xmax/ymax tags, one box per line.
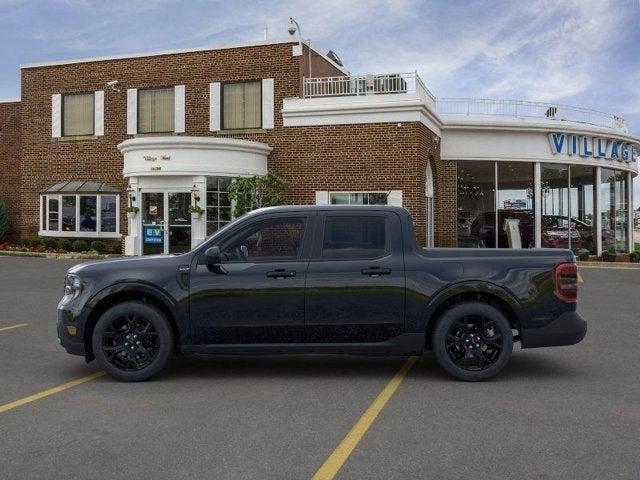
<box><xmin>57</xmin><ymin>206</ymin><xmax>586</xmax><ymax>382</ymax></box>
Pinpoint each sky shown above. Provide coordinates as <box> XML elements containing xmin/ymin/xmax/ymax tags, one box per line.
<box><xmin>1</xmin><ymin>0</ymin><xmax>639</xmax><ymax>203</ymax></box>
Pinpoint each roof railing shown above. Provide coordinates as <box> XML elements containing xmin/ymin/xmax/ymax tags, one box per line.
<box><xmin>435</xmin><ymin>97</ymin><xmax>628</xmax><ymax>132</ymax></box>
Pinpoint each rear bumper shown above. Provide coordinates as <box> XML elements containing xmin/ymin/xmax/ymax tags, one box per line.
<box><xmin>521</xmin><ymin>311</ymin><xmax>587</xmax><ymax>348</ymax></box>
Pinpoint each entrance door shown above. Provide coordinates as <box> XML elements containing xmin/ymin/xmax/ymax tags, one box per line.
<box><xmin>141</xmin><ymin>192</ymin><xmax>192</xmax><ymax>255</ymax></box>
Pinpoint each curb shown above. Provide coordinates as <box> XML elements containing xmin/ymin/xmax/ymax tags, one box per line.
<box><xmin>577</xmin><ymin>261</ymin><xmax>640</xmax><ymax>270</ymax></box>
<box><xmin>0</xmin><ymin>250</ymin><xmax>119</xmax><ymax>260</ymax></box>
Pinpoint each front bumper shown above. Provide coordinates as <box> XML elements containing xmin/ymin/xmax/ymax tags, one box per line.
<box><xmin>57</xmin><ymin>305</ymin><xmax>86</xmax><ymax>356</ymax></box>
<box><xmin>521</xmin><ymin>311</ymin><xmax>587</xmax><ymax>348</ymax></box>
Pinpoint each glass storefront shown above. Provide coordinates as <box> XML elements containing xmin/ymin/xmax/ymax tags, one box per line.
<box><xmin>601</xmin><ymin>168</ymin><xmax>629</xmax><ymax>253</ymax></box>
<box><xmin>457</xmin><ymin>160</ymin><xmax>630</xmax><ymax>253</ymax></box>
<box><xmin>457</xmin><ymin>161</ymin><xmax>496</xmax><ymax>248</ymax></box>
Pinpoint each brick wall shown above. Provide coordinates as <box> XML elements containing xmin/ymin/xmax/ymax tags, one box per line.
<box><xmin>0</xmin><ymin>101</ymin><xmax>21</xmax><ymax>240</ymax></box>
<box><xmin>16</xmin><ymin>41</ymin><xmax>454</xmax><ymax>247</ymax></box>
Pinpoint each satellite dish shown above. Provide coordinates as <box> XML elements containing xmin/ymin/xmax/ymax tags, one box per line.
<box><xmin>326</xmin><ymin>50</ymin><xmax>343</xmax><ymax>67</ymax></box>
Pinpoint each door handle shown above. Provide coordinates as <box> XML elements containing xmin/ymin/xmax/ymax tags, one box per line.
<box><xmin>361</xmin><ymin>267</ymin><xmax>391</xmax><ymax>276</ymax></box>
<box><xmin>266</xmin><ymin>269</ymin><xmax>297</xmax><ymax>279</ymax></box>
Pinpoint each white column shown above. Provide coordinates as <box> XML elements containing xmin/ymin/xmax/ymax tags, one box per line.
<box><xmin>534</xmin><ymin>162</ymin><xmax>541</xmax><ymax>248</ymax></box>
<box><xmin>627</xmin><ymin>172</ymin><xmax>634</xmax><ymax>252</ymax></box>
<box><xmin>595</xmin><ymin>167</ymin><xmax>602</xmax><ymax>256</ymax></box>
<box><xmin>124</xmin><ymin>177</ymin><xmax>140</xmax><ymax>256</ymax></box>
<box><xmin>191</xmin><ymin>175</ymin><xmax>208</xmax><ymax>250</ymax></box>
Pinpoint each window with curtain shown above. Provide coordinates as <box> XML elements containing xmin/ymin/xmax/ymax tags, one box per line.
<box><xmin>222</xmin><ymin>81</ymin><xmax>261</xmax><ymax>129</ymax></box>
<box><xmin>63</xmin><ymin>93</ymin><xmax>94</xmax><ymax>136</ymax></box>
<box><xmin>138</xmin><ymin>88</ymin><xmax>175</xmax><ymax>133</ymax></box>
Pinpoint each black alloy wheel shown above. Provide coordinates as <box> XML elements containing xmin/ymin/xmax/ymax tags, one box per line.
<box><xmin>431</xmin><ymin>302</ymin><xmax>513</xmax><ymax>381</ymax></box>
<box><xmin>445</xmin><ymin>314</ymin><xmax>503</xmax><ymax>371</ymax></box>
<box><xmin>102</xmin><ymin>313</ymin><xmax>159</xmax><ymax>371</ymax></box>
<box><xmin>92</xmin><ymin>301</ymin><xmax>173</xmax><ymax>382</ymax></box>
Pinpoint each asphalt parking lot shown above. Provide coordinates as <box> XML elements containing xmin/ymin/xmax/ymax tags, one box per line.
<box><xmin>0</xmin><ymin>256</ymin><xmax>639</xmax><ymax>480</ymax></box>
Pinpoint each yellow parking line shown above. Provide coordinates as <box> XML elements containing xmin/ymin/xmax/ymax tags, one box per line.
<box><xmin>312</xmin><ymin>356</ymin><xmax>417</xmax><ymax>480</ymax></box>
<box><xmin>577</xmin><ymin>273</ymin><xmax>583</xmax><ymax>283</ymax></box>
<box><xmin>0</xmin><ymin>371</ymin><xmax>105</xmax><ymax>414</ymax></box>
<box><xmin>0</xmin><ymin>323</ymin><xmax>28</xmax><ymax>333</ymax></box>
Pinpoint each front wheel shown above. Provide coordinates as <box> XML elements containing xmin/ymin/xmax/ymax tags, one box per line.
<box><xmin>92</xmin><ymin>301</ymin><xmax>174</xmax><ymax>382</ymax></box>
<box><xmin>431</xmin><ymin>302</ymin><xmax>513</xmax><ymax>381</ymax></box>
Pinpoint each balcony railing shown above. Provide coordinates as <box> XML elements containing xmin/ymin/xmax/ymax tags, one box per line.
<box><xmin>302</xmin><ymin>72</ymin><xmax>436</xmax><ymax>106</ymax></box>
<box><xmin>436</xmin><ymin>97</ymin><xmax>628</xmax><ymax>132</ymax></box>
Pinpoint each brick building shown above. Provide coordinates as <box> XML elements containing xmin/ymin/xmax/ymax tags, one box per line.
<box><xmin>1</xmin><ymin>38</ymin><xmax>638</xmax><ymax>256</ymax></box>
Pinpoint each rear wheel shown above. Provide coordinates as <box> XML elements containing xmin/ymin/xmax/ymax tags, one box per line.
<box><xmin>92</xmin><ymin>301</ymin><xmax>173</xmax><ymax>382</ymax></box>
<box><xmin>431</xmin><ymin>302</ymin><xmax>513</xmax><ymax>381</ymax></box>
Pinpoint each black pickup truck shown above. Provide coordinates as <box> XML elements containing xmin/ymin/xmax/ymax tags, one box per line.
<box><xmin>57</xmin><ymin>205</ymin><xmax>586</xmax><ymax>382</ymax></box>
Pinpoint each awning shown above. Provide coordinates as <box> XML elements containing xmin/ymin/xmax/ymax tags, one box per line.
<box><xmin>41</xmin><ymin>180</ymin><xmax>120</xmax><ymax>194</ymax></box>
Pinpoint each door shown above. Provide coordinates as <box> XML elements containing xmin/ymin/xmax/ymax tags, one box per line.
<box><xmin>141</xmin><ymin>192</ymin><xmax>192</xmax><ymax>255</ymax></box>
<box><xmin>305</xmin><ymin>212</ymin><xmax>405</xmax><ymax>343</ymax></box>
<box><xmin>189</xmin><ymin>214</ymin><xmax>313</xmax><ymax>344</ymax></box>
<box><xmin>142</xmin><ymin>192</ymin><xmax>165</xmax><ymax>255</ymax></box>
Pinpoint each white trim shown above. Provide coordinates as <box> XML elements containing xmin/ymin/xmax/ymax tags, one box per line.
<box><xmin>38</xmin><ymin>230</ymin><xmax>122</xmax><ymax>239</ymax></box>
<box><xmin>126</xmin><ymin>88</ymin><xmax>137</xmax><ymax>135</ymax></box>
<box><xmin>51</xmin><ymin>94</ymin><xmax>61</xmax><ymax>138</ymax></box>
<box><xmin>534</xmin><ymin>162</ymin><xmax>542</xmax><ymax>248</ymax></box>
<box><xmin>174</xmin><ymin>85</ymin><xmax>186</xmax><ymax>133</ymax></box>
<box><xmin>595</xmin><ymin>167</ymin><xmax>602</xmax><ymax>256</ymax></box>
<box><xmin>209</xmin><ymin>82</ymin><xmax>221</xmax><ymax>131</ymax></box>
<box><xmin>262</xmin><ymin>78</ymin><xmax>275</xmax><ymax>129</ymax></box>
<box><xmin>628</xmin><ymin>171</ymin><xmax>633</xmax><ymax>253</ymax></box>
<box><xmin>387</xmin><ymin>190</ymin><xmax>403</xmax><ymax>207</ymax></box>
<box><xmin>315</xmin><ymin>191</ymin><xmax>329</xmax><ymax>205</ymax></box>
<box><xmin>0</xmin><ymin>98</ymin><xmax>20</xmax><ymax>103</ymax></box>
<box><xmin>20</xmin><ymin>38</ymin><xmax>348</xmax><ymax>74</ymax></box>
<box><xmin>94</xmin><ymin>90</ymin><xmax>104</xmax><ymax>136</ymax></box>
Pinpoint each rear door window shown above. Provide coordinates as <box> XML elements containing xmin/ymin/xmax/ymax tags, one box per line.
<box><xmin>321</xmin><ymin>216</ymin><xmax>388</xmax><ymax>259</ymax></box>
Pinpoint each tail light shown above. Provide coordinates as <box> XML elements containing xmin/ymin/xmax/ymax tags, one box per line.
<box><xmin>554</xmin><ymin>262</ymin><xmax>578</xmax><ymax>303</ymax></box>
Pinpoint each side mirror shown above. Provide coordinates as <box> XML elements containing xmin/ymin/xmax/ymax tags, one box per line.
<box><xmin>203</xmin><ymin>246</ymin><xmax>221</xmax><ymax>265</ymax></box>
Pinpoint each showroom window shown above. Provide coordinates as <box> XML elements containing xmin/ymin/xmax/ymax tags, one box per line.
<box><xmin>329</xmin><ymin>192</ymin><xmax>389</xmax><ymax>205</ymax></box>
<box><xmin>138</xmin><ymin>87</ymin><xmax>175</xmax><ymax>133</ymax></box>
<box><xmin>541</xmin><ymin>164</ymin><xmax>570</xmax><ymax>250</ymax></box>
<box><xmin>497</xmin><ymin>163</ymin><xmax>535</xmax><ymax>248</ymax></box>
<box><xmin>601</xmin><ymin>168</ymin><xmax>629</xmax><ymax>253</ymax></box>
<box><xmin>206</xmin><ymin>176</ymin><xmax>233</xmax><ymax>236</ymax></box>
<box><xmin>569</xmin><ymin>166</ymin><xmax>596</xmax><ymax>254</ymax></box>
<box><xmin>222</xmin><ymin>81</ymin><xmax>261</xmax><ymax>130</ymax></box>
<box><xmin>40</xmin><ymin>192</ymin><xmax>120</xmax><ymax>237</ymax></box>
<box><xmin>457</xmin><ymin>161</ymin><xmax>496</xmax><ymax>248</ymax></box>
<box><xmin>62</xmin><ymin>92</ymin><xmax>94</xmax><ymax>136</ymax></box>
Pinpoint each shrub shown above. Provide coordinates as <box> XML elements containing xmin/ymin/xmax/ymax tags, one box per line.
<box><xmin>602</xmin><ymin>245</ymin><xmax>617</xmax><ymax>262</ymax></box>
<box><xmin>30</xmin><ymin>237</ymin><xmax>42</xmax><ymax>247</ymax></box>
<box><xmin>41</xmin><ymin>237</ymin><xmax>58</xmax><ymax>249</ymax></box>
<box><xmin>0</xmin><ymin>197</ymin><xmax>9</xmax><ymax>241</ymax></box>
<box><xmin>72</xmin><ymin>239</ymin><xmax>89</xmax><ymax>252</ymax></box>
<box><xmin>57</xmin><ymin>238</ymin><xmax>73</xmax><ymax>252</ymax></box>
<box><xmin>576</xmin><ymin>249</ymin><xmax>590</xmax><ymax>261</ymax></box>
<box><xmin>107</xmin><ymin>240</ymin><xmax>122</xmax><ymax>254</ymax></box>
<box><xmin>21</xmin><ymin>237</ymin><xmax>32</xmax><ymax>248</ymax></box>
<box><xmin>630</xmin><ymin>251</ymin><xmax>640</xmax><ymax>263</ymax></box>
<box><xmin>90</xmin><ymin>240</ymin><xmax>106</xmax><ymax>252</ymax></box>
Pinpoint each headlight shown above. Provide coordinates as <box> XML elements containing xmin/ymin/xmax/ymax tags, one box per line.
<box><xmin>64</xmin><ymin>274</ymin><xmax>82</xmax><ymax>298</ymax></box>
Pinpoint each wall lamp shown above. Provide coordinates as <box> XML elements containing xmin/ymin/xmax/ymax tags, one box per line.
<box><xmin>126</xmin><ymin>185</ymin><xmax>136</xmax><ymax>203</ymax></box>
<box><xmin>191</xmin><ymin>185</ymin><xmax>201</xmax><ymax>203</ymax></box>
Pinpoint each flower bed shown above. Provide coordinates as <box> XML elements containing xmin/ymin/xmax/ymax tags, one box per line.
<box><xmin>0</xmin><ymin>237</ymin><xmax>122</xmax><ymax>255</ymax></box>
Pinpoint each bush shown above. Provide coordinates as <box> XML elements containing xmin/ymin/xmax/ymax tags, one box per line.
<box><xmin>41</xmin><ymin>237</ymin><xmax>58</xmax><ymax>249</ymax></box>
<box><xmin>72</xmin><ymin>239</ymin><xmax>89</xmax><ymax>252</ymax></box>
<box><xmin>0</xmin><ymin>197</ymin><xmax>9</xmax><ymax>241</ymax></box>
<box><xmin>21</xmin><ymin>237</ymin><xmax>32</xmax><ymax>248</ymax></box>
<box><xmin>107</xmin><ymin>240</ymin><xmax>122</xmax><ymax>254</ymax></box>
<box><xmin>90</xmin><ymin>240</ymin><xmax>106</xmax><ymax>252</ymax></box>
<box><xmin>576</xmin><ymin>249</ymin><xmax>590</xmax><ymax>261</ymax></box>
<box><xmin>630</xmin><ymin>251</ymin><xmax>640</xmax><ymax>263</ymax></box>
<box><xmin>57</xmin><ymin>238</ymin><xmax>73</xmax><ymax>252</ymax></box>
<box><xmin>29</xmin><ymin>237</ymin><xmax>42</xmax><ymax>247</ymax></box>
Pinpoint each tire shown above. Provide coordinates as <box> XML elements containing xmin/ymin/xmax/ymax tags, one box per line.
<box><xmin>431</xmin><ymin>302</ymin><xmax>513</xmax><ymax>382</ymax></box>
<box><xmin>92</xmin><ymin>301</ymin><xmax>174</xmax><ymax>382</ymax></box>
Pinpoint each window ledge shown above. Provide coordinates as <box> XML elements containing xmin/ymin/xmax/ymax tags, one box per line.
<box><xmin>56</xmin><ymin>135</ymin><xmax>99</xmax><ymax>142</ymax></box>
<box><xmin>216</xmin><ymin>128</ymin><xmax>268</xmax><ymax>135</ymax></box>
<box><xmin>38</xmin><ymin>231</ymin><xmax>122</xmax><ymax>239</ymax></box>
<box><xmin>133</xmin><ymin>132</ymin><xmax>180</xmax><ymax>138</ymax></box>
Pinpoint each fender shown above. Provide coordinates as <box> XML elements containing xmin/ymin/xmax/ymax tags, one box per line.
<box><xmin>80</xmin><ymin>281</ymin><xmax>189</xmax><ymax>349</ymax></box>
<box><xmin>421</xmin><ymin>280</ymin><xmax>524</xmax><ymax>333</ymax></box>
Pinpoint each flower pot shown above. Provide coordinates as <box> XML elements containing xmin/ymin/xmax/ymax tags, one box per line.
<box><xmin>191</xmin><ymin>212</ymin><xmax>203</xmax><ymax>220</ymax></box>
<box><xmin>127</xmin><ymin>212</ymin><xmax>137</xmax><ymax>220</ymax></box>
